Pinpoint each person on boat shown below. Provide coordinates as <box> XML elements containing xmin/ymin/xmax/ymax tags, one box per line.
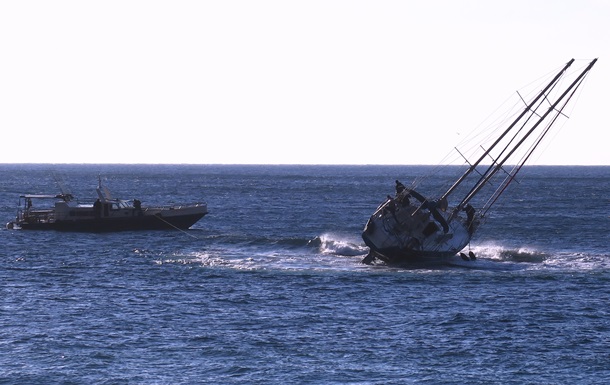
<box><xmin>395</xmin><ymin>181</ymin><xmax>412</xmax><ymax>207</ymax></box>
<box><xmin>464</xmin><ymin>204</ymin><xmax>476</xmax><ymax>235</ymax></box>
<box><xmin>133</xmin><ymin>199</ymin><xmax>143</xmax><ymax>216</ymax></box>
<box><xmin>385</xmin><ymin>195</ymin><xmax>396</xmax><ymax>213</ymax></box>
<box><xmin>384</xmin><ymin>195</ymin><xmax>401</xmax><ymax>223</ymax></box>
<box><xmin>94</xmin><ymin>199</ymin><xmax>102</xmax><ymax>218</ymax></box>
<box><xmin>399</xmin><ymin>193</ymin><xmax>411</xmax><ymax>207</ymax></box>
<box><xmin>395</xmin><ymin>180</ymin><xmax>405</xmax><ymax>195</ymax></box>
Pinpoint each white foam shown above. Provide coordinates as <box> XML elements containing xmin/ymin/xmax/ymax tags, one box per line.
<box><xmin>312</xmin><ymin>233</ymin><xmax>369</xmax><ymax>257</ymax></box>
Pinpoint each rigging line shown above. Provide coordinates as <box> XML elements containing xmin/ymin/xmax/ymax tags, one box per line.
<box><xmin>482</xmin><ymin>144</ymin><xmax>537</xmax><ymax>218</ymax></box>
<box><xmin>452</xmin><ymin>95</ymin><xmax>526</xmax><ymax>166</ymax></box>
<box><xmin>484</xmin><ymin>109</ymin><xmax>563</xmax><ymax>216</ymax></box>
<box><xmin>530</xmin><ymin>89</ymin><xmax>569</xmax><ymax>119</ymax></box>
<box><xmin>458</xmin><ymin>58</ymin><xmax>596</xmax><ymax>211</ymax></box>
<box><xmin>481</xmin><ymin>174</ymin><xmax>515</xmax><ymax>218</ymax></box>
<box><xmin>481</xmin><ymin>68</ymin><xmax>592</xmax><ymax>216</ymax></box>
<box><xmin>522</xmin><ymin>81</ymin><xmax>582</xmax><ymax>165</ymax></box>
<box><xmin>455</xmin><ymin>101</ymin><xmax>540</xmax><ymax>211</ymax></box>
<box><xmin>440</xmin><ymin>59</ymin><xmax>575</xmax><ymax>203</ymax></box>
<box><xmin>506</xmin><ymin>62</ymin><xmax>594</xmax><ymax>171</ymax></box>
<box><xmin>517</xmin><ymin>90</ymin><xmax>541</xmax><ymax>118</ymax></box>
<box><xmin>485</xmin><ymin>74</ymin><xmax>560</xmax><ymax>166</ymax></box>
<box><xmin>454</xmin><ymin>89</ymin><xmax>522</xmax><ymax>150</ymax></box>
<box><xmin>537</xmin><ymin>75</ymin><xmax>589</xmax><ymax>155</ymax></box>
<box><xmin>459</xmin><ymin>61</ymin><xmax>573</xmax><ymax>203</ymax></box>
<box><xmin>154</xmin><ymin>214</ymin><xmax>201</xmax><ymax>239</ymax></box>
<box><xmin>480</xmin><ymin>145</ymin><xmax>519</xmax><ymax>184</ymax></box>
<box><xmin>454</xmin><ymin>147</ymin><xmax>485</xmax><ymax>179</ymax></box>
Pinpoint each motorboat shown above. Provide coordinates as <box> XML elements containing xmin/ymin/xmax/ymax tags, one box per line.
<box><xmin>6</xmin><ymin>176</ymin><xmax>208</xmax><ymax>231</ymax></box>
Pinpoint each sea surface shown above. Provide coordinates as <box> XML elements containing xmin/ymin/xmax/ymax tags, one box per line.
<box><xmin>1</xmin><ymin>164</ymin><xmax>609</xmax><ymax>384</ymax></box>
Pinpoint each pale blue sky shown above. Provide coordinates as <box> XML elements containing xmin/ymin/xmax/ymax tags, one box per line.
<box><xmin>1</xmin><ymin>1</ymin><xmax>607</xmax><ymax>165</ymax></box>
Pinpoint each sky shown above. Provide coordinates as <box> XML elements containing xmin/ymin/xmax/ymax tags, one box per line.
<box><xmin>0</xmin><ymin>0</ymin><xmax>608</xmax><ymax>165</ymax></box>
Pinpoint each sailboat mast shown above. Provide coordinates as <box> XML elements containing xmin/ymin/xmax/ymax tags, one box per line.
<box><xmin>439</xmin><ymin>59</ymin><xmax>575</xmax><ymax>203</ymax></box>
<box><xmin>457</xmin><ymin>58</ymin><xmax>597</xmax><ymax>210</ymax></box>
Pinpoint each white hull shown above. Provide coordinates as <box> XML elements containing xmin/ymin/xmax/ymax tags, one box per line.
<box><xmin>362</xmin><ymin>189</ymin><xmax>475</xmax><ymax>264</ymax></box>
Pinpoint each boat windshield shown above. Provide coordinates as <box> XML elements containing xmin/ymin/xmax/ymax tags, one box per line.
<box><xmin>113</xmin><ymin>200</ymin><xmax>133</xmax><ymax>209</ymax></box>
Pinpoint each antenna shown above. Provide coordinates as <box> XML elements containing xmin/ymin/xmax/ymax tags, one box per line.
<box><xmin>52</xmin><ymin>171</ymin><xmax>72</xmax><ymax>196</ymax></box>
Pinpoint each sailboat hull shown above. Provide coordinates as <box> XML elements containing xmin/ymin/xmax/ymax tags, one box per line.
<box><xmin>362</xmin><ymin>247</ymin><xmax>458</xmax><ymax>265</ymax></box>
<box><xmin>361</xmin><ymin>191</ymin><xmax>473</xmax><ymax>265</ymax></box>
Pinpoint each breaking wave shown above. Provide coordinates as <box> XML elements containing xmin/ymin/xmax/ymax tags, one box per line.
<box><xmin>449</xmin><ymin>242</ymin><xmax>610</xmax><ymax>271</ymax></box>
<box><xmin>469</xmin><ymin>243</ymin><xmax>549</xmax><ymax>263</ymax></box>
<box><xmin>307</xmin><ymin>233</ymin><xmax>368</xmax><ymax>256</ymax></box>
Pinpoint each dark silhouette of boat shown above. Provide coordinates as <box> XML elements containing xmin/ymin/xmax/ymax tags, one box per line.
<box><xmin>6</xmin><ymin>176</ymin><xmax>207</xmax><ymax>231</ymax></box>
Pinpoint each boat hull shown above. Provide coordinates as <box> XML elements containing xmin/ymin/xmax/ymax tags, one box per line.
<box><xmin>361</xmin><ymin>243</ymin><xmax>460</xmax><ymax>265</ymax></box>
<box><xmin>361</xmin><ymin>191</ymin><xmax>473</xmax><ymax>265</ymax></box>
<box><xmin>13</xmin><ymin>206</ymin><xmax>208</xmax><ymax>232</ymax></box>
<box><xmin>17</xmin><ymin>212</ymin><xmax>206</xmax><ymax>232</ymax></box>
<box><xmin>8</xmin><ymin>177</ymin><xmax>209</xmax><ymax>233</ymax></box>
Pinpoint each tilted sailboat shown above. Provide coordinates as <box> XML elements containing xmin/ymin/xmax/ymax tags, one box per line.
<box><xmin>362</xmin><ymin>58</ymin><xmax>597</xmax><ymax>265</ymax></box>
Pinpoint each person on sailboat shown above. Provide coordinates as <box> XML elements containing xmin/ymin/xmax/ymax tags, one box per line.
<box><xmin>94</xmin><ymin>199</ymin><xmax>102</xmax><ymax>219</ymax></box>
<box><xmin>395</xmin><ymin>180</ymin><xmax>405</xmax><ymax>195</ymax></box>
<box><xmin>464</xmin><ymin>204</ymin><xmax>476</xmax><ymax>235</ymax></box>
<box><xmin>395</xmin><ymin>180</ymin><xmax>411</xmax><ymax>206</ymax></box>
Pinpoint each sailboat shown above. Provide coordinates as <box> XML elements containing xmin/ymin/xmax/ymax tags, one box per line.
<box><xmin>361</xmin><ymin>58</ymin><xmax>597</xmax><ymax>265</ymax></box>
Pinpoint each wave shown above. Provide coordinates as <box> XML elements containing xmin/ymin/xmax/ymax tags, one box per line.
<box><xmin>469</xmin><ymin>243</ymin><xmax>549</xmax><ymax>263</ymax></box>
<box><xmin>138</xmin><ymin>232</ymin><xmax>369</xmax><ymax>272</ymax></box>
<box><xmin>197</xmin><ymin>231</ymin><xmax>313</xmax><ymax>249</ymax></box>
<box><xmin>307</xmin><ymin>233</ymin><xmax>368</xmax><ymax>257</ymax></box>
<box><xmin>138</xmin><ymin>235</ymin><xmax>610</xmax><ymax>273</ymax></box>
<box><xmin>443</xmin><ymin>243</ymin><xmax>558</xmax><ymax>270</ymax></box>
<box><xmin>197</xmin><ymin>232</ymin><xmax>368</xmax><ymax>257</ymax></box>
<box><xmin>448</xmin><ymin>242</ymin><xmax>610</xmax><ymax>271</ymax></box>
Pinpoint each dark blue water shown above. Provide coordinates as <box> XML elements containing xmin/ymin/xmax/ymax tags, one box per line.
<box><xmin>1</xmin><ymin>164</ymin><xmax>609</xmax><ymax>384</ymax></box>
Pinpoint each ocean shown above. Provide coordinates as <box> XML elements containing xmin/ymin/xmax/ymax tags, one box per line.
<box><xmin>1</xmin><ymin>164</ymin><xmax>609</xmax><ymax>384</ymax></box>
